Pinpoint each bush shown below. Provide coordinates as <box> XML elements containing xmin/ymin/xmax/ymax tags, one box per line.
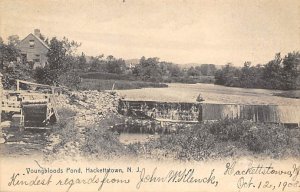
<box><xmin>241</xmin><ymin>124</ymin><xmax>289</xmax><ymax>155</ymax></box>
<box><xmin>1</xmin><ymin>63</ymin><xmax>34</xmax><ymax>89</ymax></box>
<box><xmin>131</xmin><ymin>119</ymin><xmax>300</xmax><ymax>161</ymax></box>
<box><xmin>81</xmin><ymin>114</ymin><xmax>136</xmax><ymax>160</ymax></box>
<box><xmin>58</xmin><ymin>70</ymin><xmax>81</xmax><ymax>89</ymax></box>
<box><xmin>34</xmin><ymin>66</ymin><xmax>55</xmax><ymax>85</ymax></box>
<box><xmin>208</xmin><ymin>118</ymin><xmax>253</xmax><ymax>141</ymax></box>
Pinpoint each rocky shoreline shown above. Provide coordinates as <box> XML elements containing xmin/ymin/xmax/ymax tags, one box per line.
<box><xmin>44</xmin><ymin>90</ymin><xmax>125</xmax><ymax>161</ymax></box>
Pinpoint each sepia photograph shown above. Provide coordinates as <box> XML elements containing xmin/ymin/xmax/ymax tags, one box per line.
<box><xmin>0</xmin><ymin>0</ymin><xmax>299</xmax><ymax>191</ymax></box>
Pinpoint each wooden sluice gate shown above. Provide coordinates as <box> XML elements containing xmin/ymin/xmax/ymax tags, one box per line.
<box><xmin>2</xmin><ymin>93</ymin><xmax>58</xmax><ymax>129</ymax></box>
<box><xmin>119</xmin><ymin>100</ymin><xmax>300</xmax><ymax>127</ymax></box>
<box><xmin>1</xmin><ymin>79</ymin><xmax>61</xmax><ymax>130</ymax></box>
<box><xmin>22</xmin><ymin>101</ymin><xmax>51</xmax><ymax>128</ymax></box>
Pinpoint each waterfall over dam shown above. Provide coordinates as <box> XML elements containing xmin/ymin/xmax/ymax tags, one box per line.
<box><xmin>118</xmin><ymin>100</ymin><xmax>300</xmax><ymax>126</ymax></box>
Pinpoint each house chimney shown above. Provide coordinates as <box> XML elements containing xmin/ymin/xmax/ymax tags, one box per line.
<box><xmin>34</xmin><ymin>29</ymin><xmax>41</xmax><ymax>37</ymax></box>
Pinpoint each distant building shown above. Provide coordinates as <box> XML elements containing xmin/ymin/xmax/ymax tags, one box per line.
<box><xmin>18</xmin><ymin>29</ymin><xmax>49</xmax><ymax>68</ymax></box>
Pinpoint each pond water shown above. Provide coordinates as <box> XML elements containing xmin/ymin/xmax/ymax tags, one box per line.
<box><xmin>0</xmin><ymin>126</ymin><xmax>50</xmax><ymax>158</ymax></box>
<box><xmin>117</xmin><ymin>83</ymin><xmax>299</xmax><ymax>106</ymax></box>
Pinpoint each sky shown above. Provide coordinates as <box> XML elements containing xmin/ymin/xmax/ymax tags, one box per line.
<box><xmin>0</xmin><ymin>0</ymin><xmax>299</xmax><ymax>66</ymax></box>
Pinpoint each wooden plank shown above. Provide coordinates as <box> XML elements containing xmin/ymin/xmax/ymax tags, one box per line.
<box><xmin>2</xmin><ymin>107</ymin><xmax>21</xmax><ymax>112</ymax></box>
<box><xmin>2</xmin><ymin>100</ymin><xmax>21</xmax><ymax>105</ymax></box>
<box><xmin>155</xmin><ymin>118</ymin><xmax>198</xmax><ymax>123</ymax></box>
<box><xmin>24</xmin><ymin>126</ymin><xmax>51</xmax><ymax>130</ymax></box>
<box><xmin>18</xmin><ymin>80</ymin><xmax>53</xmax><ymax>88</ymax></box>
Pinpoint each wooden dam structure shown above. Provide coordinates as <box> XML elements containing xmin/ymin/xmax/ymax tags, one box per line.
<box><xmin>118</xmin><ymin>100</ymin><xmax>300</xmax><ymax>127</ymax></box>
<box><xmin>1</xmin><ymin>79</ymin><xmax>60</xmax><ymax>129</ymax></box>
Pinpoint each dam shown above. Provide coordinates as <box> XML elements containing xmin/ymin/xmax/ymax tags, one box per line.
<box><xmin>118</xmin><ymin>100</ymin><xmax>300</xmax><ymax>126</ymax></box>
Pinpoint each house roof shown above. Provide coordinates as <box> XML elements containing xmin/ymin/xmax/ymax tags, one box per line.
<box><xmin>20</xmin><ymin>33</ymin><xmax>50</xmax><ymax>50</ymax></box>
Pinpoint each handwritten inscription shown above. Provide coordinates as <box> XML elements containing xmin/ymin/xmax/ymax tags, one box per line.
<box><xmin>7</xmin><ymin>162</ymin><xmax>219</xmax><ymax>192</ymax></box>
<box><xmin>225</xmin><ymin>161</ymin><xmax>300</xmax><ymax>191</ymax></box>
<box><xmin>5</xmin><ymin>161</ymin><xmax>300</xmax><ymax>191</ymax></box>
<box><xmin>8</xmin><ymin>172</ymin><xmax>129</xmax><ymax>192</ymax></box>
<box><xmin>224</xmin><ymin>161</ymin><xmax>300</xmax><ymax>181</ymax></box>
<box><xmin>136</xmin><ymin>167</ymin><xmax>218</xmax><ymax>189</ymax></box>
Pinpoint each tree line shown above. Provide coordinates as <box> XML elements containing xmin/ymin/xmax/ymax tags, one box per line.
<box><xmin>215</xmin><ymin>52</ymin><xmax>300</xmax><ymax>90</ymax></box>
<box><xmin>0</xmin><ymin>34</ymin><xmax>299</xmax><ymax>90</ymax></box>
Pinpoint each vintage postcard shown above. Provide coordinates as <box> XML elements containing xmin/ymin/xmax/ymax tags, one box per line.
<box><xmin>0</xmin><ymin>0</ymin><xmax>299</xmax><ymax>191</ymax></box>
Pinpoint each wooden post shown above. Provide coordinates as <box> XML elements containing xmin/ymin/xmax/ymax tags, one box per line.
<box><xmin>16</xmin><ymin>79</ymin><xmax>19</xmax><ymax>91</ymax></box>
<box><xmin>112</xmin><ymin>82</ymin><xmax>116</xmax><ymax>91</ymax></box>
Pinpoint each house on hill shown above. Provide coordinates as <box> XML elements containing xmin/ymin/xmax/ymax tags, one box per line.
<box><xmin>18</xmin><ymin>29</ymin><xmax>49</xmax><ymax>69</ymax></box>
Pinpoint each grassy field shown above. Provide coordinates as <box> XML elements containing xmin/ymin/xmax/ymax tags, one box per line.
<box><xmin>79</xmin><ymin>78</ymin><xmax>168</xmax><ymax>91</ymax></box>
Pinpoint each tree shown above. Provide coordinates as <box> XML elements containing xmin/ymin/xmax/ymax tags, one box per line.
<box><xmin>47</xmin><ymin>37</ymin><xmax>66</xmax><ymax>72</ymax></box>
<box><xmin>133</xmin><ymin>57</ymin><xmax>162</xmax><ymax>81</ymax></box>
<box><xmin>7</xmin><ymin>35</ymin><xmax>20</xmax><ymax>47</ymax></box>
<box><xmin>0</xmin><ymin>41</ymin><xmax>20</xmax><ymax>69</ymax></box>
<box><xmin>214</xmin><ymin>63</ymin><xmax>240</xmax><ymax>87</ymax></box>
<box><xmin>62</xmin><ymin>37</ymin><xmax>81</xmax><ymax>56</ymax></box>
<box><xmin>105</xmin><ymin>57</ymin><xmax>126</xmax><ymax>74</ymax></box>
<box><xmin>262</xmin><ymin>53</ymin><xmax>284</xmax><ymax>89</ymax></box>
<box><xmin>78</xmin><ymin>52</ymin><xmax>87</xmax><ymax>70</ymax></box>
<box><xmin>34</xmin><ymin>66</ymin><xmax>54</xmax><ymax>85</ymax></box>
<box><xmin>89</xmin><ymin>54</ymin><xmax>105</xmax><ymax>71</ymax></box>
<box><xmin>36</xmin><ymin>36</ymin><xmax>81</xmax><ymax>85</ymax></box>
<box><xmin>198</xmin><ymin>64</ymin><xmax>217</xmax><ymax>76</ymax></box>
<box><xmin>168</xmin><ymin>64</ymin><xmax>182</xmax><ymax>77</ymax></box>
<box><xmin>187</xmin><ymin>67</ymin><xmax>201</xmax><ymax>76</ymax></box>
<box><xmin>282</xmin><ymin>51</ymin><xmax>300</xmax><ymax>89</ymax></box>
<box><xmin>213</xmin><ymin>52</ymin><xmax>299</xmax><ymax>90</ymax></box>
<box><xmin>158</xmin><ymin>62</ymin><xmax>182</xmax><ymax>78</ymax></box>
<box><xmin>0</xmin><ymin>39</ymin><xmax>33</xmax><ymax>89</ymax></box>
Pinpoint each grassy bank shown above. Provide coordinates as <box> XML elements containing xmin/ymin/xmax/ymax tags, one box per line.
<box><xmin>81</xmin><ymin>113</ymin><xmax>136</xmax><ymax>160</ymax></box>
<box><xmin>273</xmin><ymin>90</ymin><xmax>300</xmax><ymax>99</ymax></box>
<box><xmin>79</xmin><ymin>78</ymin><xmax>168</xmax><ymax>91</ymax></box>
<box><xmin>79</xmin><ymin>72</ymin><xmax>215</xmax><ymax>86</ymax></box>
<box><xmin>164</xmin><ymin>75</ymin><xmax>215</xmax><ymax>84</ymax></box>
<box><xmin>129</xmin><ymin>119</ymin><xmax>300</xmax><ymax>161</ymax></box>
<box><xmin>47</xmin><ymin>104</ymin><xmax>300</xmax><ymax>161</ymax></box>
<box><xmin>80</xmin><ymin>72</ymin><xmax>136</xmax><ymax>81</ymax></box>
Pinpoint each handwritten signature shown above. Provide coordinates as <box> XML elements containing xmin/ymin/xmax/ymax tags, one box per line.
<box><xmin>136</xmin><ymin>167</ymin><xmax>219</xmax><ymax>189</ymax></box>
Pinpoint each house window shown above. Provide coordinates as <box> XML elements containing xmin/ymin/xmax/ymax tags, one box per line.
<box><xmin>34</xmin><ymin>55</ymin><xmax>40</xmax><ymax>62</ymax></box>
<box><xmin>29</xmin><ymin>40</ymin><xmax>35</xmax><ymax>48</ymax></box>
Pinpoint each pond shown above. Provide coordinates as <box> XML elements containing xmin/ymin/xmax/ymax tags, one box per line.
<box><xmin>0</xmin><ymin>125</ymin><xmax>50</xmax><ymax>158</ymax></box>
<box><xmin>116</xmin><ymin>83</ymin><xmax>300</xmax><ymax>106</ymax></box>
